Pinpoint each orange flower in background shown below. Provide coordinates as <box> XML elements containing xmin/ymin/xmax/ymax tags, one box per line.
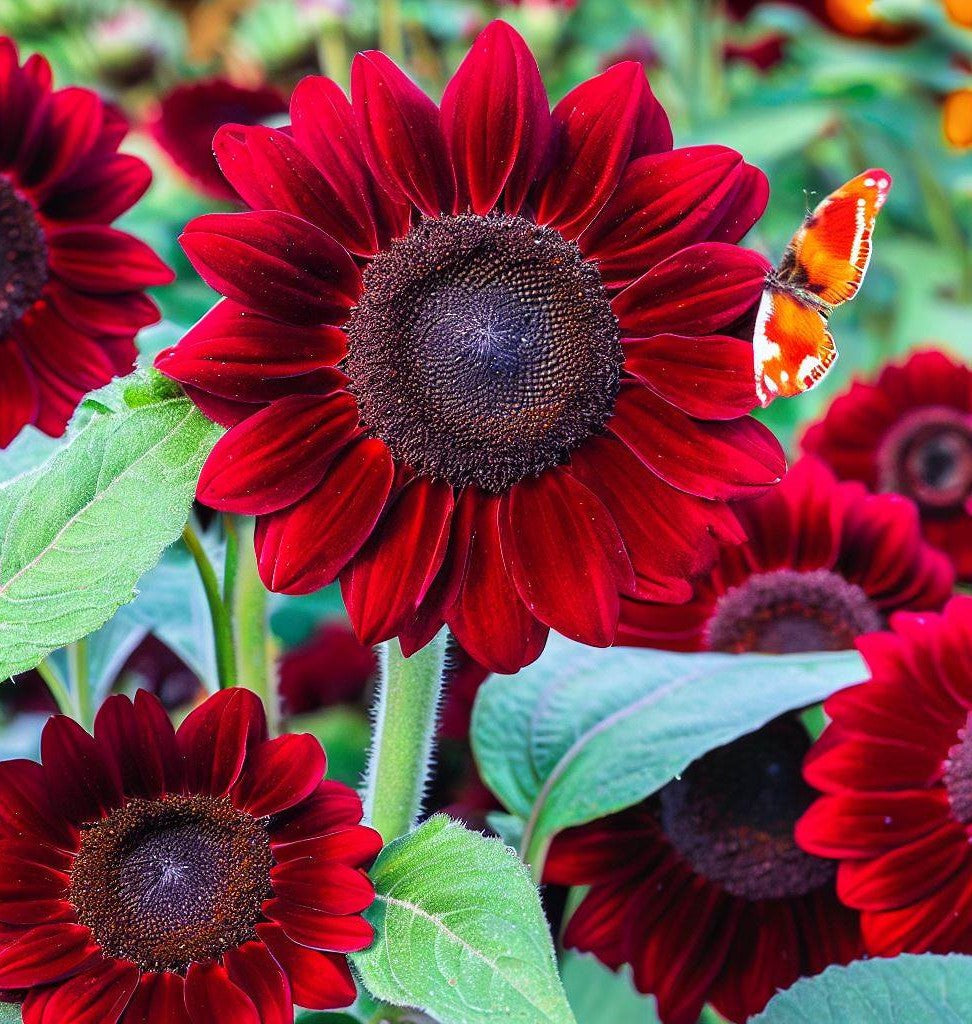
<box><xmin>944</xmin><ymin>88</ymin><xmax>972</xmax><ymax>148</ymax></box>
<box><xmin>946</xmin><ymin>0</ymin><xmax>972</xmax><ymax>27</ymax></box>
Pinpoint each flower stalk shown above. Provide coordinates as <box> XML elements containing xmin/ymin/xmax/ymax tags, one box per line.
<box><xmin>182</xmin><ymin>521</ymin><xmax>237</xmax><ymax>690</ymax></box>
<box><xmin>363</xmin><ymin>632</ymin><xmax>449</xmax><ymax>844</ymax></box>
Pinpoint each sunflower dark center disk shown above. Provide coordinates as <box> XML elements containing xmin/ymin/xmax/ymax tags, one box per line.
<box><xmin>879</xmin><ymin>407</ymin><xmax>972</xmax><ymax>514</ymax></box>
<box><xmin>70</xmin><ymin>794</ymin><xmax>273</xmax><ymax>973</ymax></box>
<box><xmin>345</xmin><ymin>213</ymin><xmax>622</xmax><ymax>493</ymax></box>
<box><xmin>0</xmin><ymin>176</ymin><xmax>48</xmax><ymax>335</ymax></box>
<box><xmin>659</xmin><ymin>720</ymin><xmax>835</xmax><ymax>900</ymax></box>
<box><xmin>945</xmin><ymin>716</ymin><xmax>972</xmax><ymax>826</ymax></box>
<box><xmin>706</xmin><ymin>568</ymin><xmax>882</xmax><ymax>654</ymax></box>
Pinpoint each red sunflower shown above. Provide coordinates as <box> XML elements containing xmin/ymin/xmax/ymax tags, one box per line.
<box><xmin>545</xmin><ymin>717</ymin><xmax>861</xmax><ymax>1024</ymax></box>
<box><xmin>797</xmin><ymin>597</ymin><xmax>972</xmax><ymax>956</ymax></box>
<box><xmin>0</xmin><ymin>688</ymin><xmax>381</xmax><ymax>1022</ymax></box>
<box><xmin>0</xmin><ymin>37</ymin><xmax>171</xmax><ymax>447</ymax></box>
<box><xmin>156</xmin><ymin>20</ymin><xmax>785</xmax><ymax>673</ymax></box>
<box><xmin>802</xmin><ymin>350</ymin><xmax>972</xmax><ymax>583</ymax></box>
<box><xmin>278</xmin><ymin>622</ymin><xmax>378</xmax><ymax>717</ymax></box>
<box><xmin>618</xmin><ymin>457</ymin><xmax>954</xmax><ymax>652</ymax></box>
<box><xmin>150</xmin><ymin>79</ymin><xmax>288</xmax><ymax>202</ymax></box>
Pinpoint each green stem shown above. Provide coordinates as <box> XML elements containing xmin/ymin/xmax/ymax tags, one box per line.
<box><xmin>182</xmin><ymin>523</ymin><xmax>237</xmax><ymax>690</ymax></box>
<box><xmin>230</xmin><ymin>517</ymin><xmax>277</xmax><ymax>734</ymax></box>
<box><xmin>69</xmin><ymin>638</ymin><xmax>92</xmax><ymax>729</ymax></box>
<box><xmin>35</xmin><ymin>659</ymin><xmax>75</xmax><ymax>719</ymax></box>
<box><xmin>363</xmin><ymin>633</ymin><xmax>449</xmax><ymax>844</ymax></box>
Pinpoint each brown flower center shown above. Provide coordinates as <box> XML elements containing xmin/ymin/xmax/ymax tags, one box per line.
<box><xmin>659</xmin><ymin>719</ymin><xmax>835</xmax><ymax>900</ymax></box>
<box><xmin>0</xmin><ymin>176</ymin><xmax>47</xmax><ymax>335</ymax></box>
<box><xmin>345</xmin><ymin>213</ymin><xmax>621</xmax><ymax>493</ymax></box>
<box><xmin>70</xmin><ymin>794</ymin><xmax>273</xmax><ymax>973</ymax></box>
<box><xmin>945</xmin><ymin>715</ymin><xmax>972</xmax><ymax>826</ymax></box>
<box><xmin>705</xmin><ymin>568</ymin><xmax>882</xmax><ymax>654</ymax></box>
<box><xmin>879</xmin><ymin>407</ymin><xmax>972</xmax><ymax>515</ymax></box>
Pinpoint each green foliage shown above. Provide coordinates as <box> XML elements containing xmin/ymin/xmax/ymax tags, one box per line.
<box><xmin>290</xmin><ymin>706</ymin><xmax>370</xmax><ymax>788</ymax></box>
<box><xmin>0</xmin><ymin>371</ymin><xmax>223</xmax><ymax>680</ymax></box>
<box><xmin>752</xmin><ymin>955</ymin><xmax>972</xmax><ymax>1023</ymax></box>
<box><xmin>353</xmin><ymin>816</ymin><xmax>577</xmax><ymax>1024</ymax></box>
<box><xmin>472</xmin><ymin>637</ymin><xmax>869</xmax><ymax>861</ymax></box>
<box><xmin>0</xmin><ymin>1002</ymin><xmax>22</xmax><ymax>1023</ymax></box>
<box><xmin>562</xmin><ymin>953</ymin><xmax>659</xmax><ymax>1024</ymax></box>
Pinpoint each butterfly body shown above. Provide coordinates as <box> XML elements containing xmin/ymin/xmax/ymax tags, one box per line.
<box><xmin>754</xmin><ymin>168</ymin><xmax>892</xmax><ymax>407</ymax></box>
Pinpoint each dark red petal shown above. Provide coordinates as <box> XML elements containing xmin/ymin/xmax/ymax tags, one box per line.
<box><xmin>0</xmin><ymin>924</ymin><xmax>98</xmax><ymax>988</ymax></box>
<box><xmin>33</xmin><ymin>958</ymin><xmax>138</xmax><ymax>1024</ymax></box>
<box><xmin>290</xmin><ymin>75</ymin><xmax>410</xmax><ymax>253</ymax></box>
<box><xmin>185</xmin><ymin>961</ymin><xmax>259</xmax><ymax>1024</ymax></box>
<box><xmin>231</xmin><ymin>734</ymin><xmax>326</xmax><ymax>818</ymax></box>
<box><xmin>571</xmin><ymin>436</ymin><xmax>735</xmax><ymax>602</ymax></box>
<box><xmin>271</xmin><ymin>861</ymin><xmax>375</xmax><ymax>916</ymax></box>
<box><xmin>533</xmin><ymin>62</ymin><xmax>669</xmax><ymax>240</ymax></box>
<box><xmin>176</xmin><ymin>687</ymin><xmax>268</xmax><ymax>796</ymax></box>
<box><xmin>48</xmin><ymin>287</ymin><xmax>159</xmax><ymax>339</ymax></box>
<box><xmin>197</xmin><ymin>392</ymin><xmax>358</xmax><ymax>515</ymax></box>
<box><xmin>40</xmin><ymin>716</ymin><xmax>123</xmax><ymax>825</ymax></box>
<box><xmin>341</xmin><ymin>477</ymin><xmax>454</xmax><ymax>645</ymax></box>
<box><xmin>47</xmin><ymin>227</ymin><xmax>173</xmax><ymax>293</ymax></box>
<box><xmin>256</xmin><ymin>438</ymin><xmax>394</xmax><ymax>594</ymax></box>
<box><xmin>502</xmin><ymin>470</ymin><xmax>633</xmax><ymax>646</ymax></box>
<box><xmin>19</xmin><ymin>86</ymin><xmax>102</xmax><ymax>193</ymax></box>
<box><xmin>155</xmin><ymin>300</ymin><xmax>346</xmax><ymax>403</ymax></box>
<box><xmin>0</xmin><ymin>344</ymin><xmax>37</xmax><ymax>447</ymax></box>
<box><xmin>351</xmin><ymin>50</ymin><xmax>455</xmax><ymax>216</ymax></box>
<box><xmin>612</xmin><ymin>243</ymin><xmax>770</xmax><ymax>337</ymax></box>
<box><xmin>269</xmin><ymin>781</ymin><xmax>365</xmax><ymax>846</ymax></box>
<box><xmin>41</xmin><ymin>153</ymin><xmax>152</xmax><ymax>224</ymax></box>
<box><xmin>224</xmin><ymin>942</ymin><xmax>291</xmax><ymax>1024</ymax></box>
<box><xmin>256</xmin><ymin>923</ymin><xmax>357</xmax><ymax>1010</ymax></box>
<box><xmin>623</xmin><ymin>334</ymin><xmax>757</xmax><ymax>419</ymax></box>
<box><xmin>271</xmin><ymin>827</ymin><xmax>384</xmax><ymax>869</ymax></box>
<box><xmin>122</xmin><ymin>972</ymin><xmax>191</xmax><ymax>1024</ymax></box>
<box><xmin>182</xmin><ymin>385</ymin><xmax>259</xmax><ymax>429</ymax></box>
<box><xmin>447</xmin><ymin>491</ymin><xmax>548</xmax><ymax>674</ymax></box>
<box><xmin>440</xmin><ymin>21</ymin><xmax>551</xmax><ymax>215</ymax></box>
<box><xmin>580</xmin><ymin>146</ymin><xmax>768</xmax><ymax>288</ymax></box>
<box><xmin>180</xmin><ymin>212</ymin><xmax>361</xmax><ymax>327</ymax></box>
<box><xmin>0</xmin><ymin>841</ymin><xmax>71</xmax><ymax>926</ymax></box>
<box><xmin>262</xmin><ymin>899</ymin><xmax>374</xmax><ymax>953</ymax></box>
<box><xmin>610</xmin><ymin>384</ymin><xmax>786</xmax><ymax>500</ymax></box>
<box><xmin>0</xmin><ymin>759</ymin><xmax>76</xmax><ymax>847</ymax></box>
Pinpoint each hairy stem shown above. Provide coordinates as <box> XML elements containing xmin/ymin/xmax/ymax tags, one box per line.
<box><xmin>363</xmin><ymin>633</ymin><xmax>449</xmax><ymax>844</ymax></box>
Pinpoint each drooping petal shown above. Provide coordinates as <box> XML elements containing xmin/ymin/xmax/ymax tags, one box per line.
<box><xmin>185</xmin><ymin>961</ymin><xmax>259</xmax><ymax>1024</ymax></box>
<box><xmin>440</xmin><ymin>21</ymin><xmax>551</xmax><ymax>215</ymax></box>
<box><xmin>196</xmin><ymin>392</ymin><xmax>358</xmax><ymax>515</ymax></box>
<box><xmin>231</xmin><ymin>734</ymin><xmax>326</xmax><ymax>818</ymax></box>
<box><xmin>121</xmin><ymin>972</ymin><xmax>191</xmax><ymax>1024</ymax></box>
<box><xmin>269</xmin><ymin>781</ymin><xmax>366</xmax><ymax>847</ymax></box>
<box><xmin>255</xmin><ymin>438</ymin><xmax>395</xmax><ymax>594</ymax></box>
<box><xmin>271</xmin><ymin>860</ymin><xmax>375</xmax><ymax>916</ymax></box>
<box><xmin>257</xmin><ymin>923</ymin><xmax>358</xmax><ymax>1010</ymax></box>
<box><xmin>31</xmin><ymin>958</ymin><xmax>138</xmax><ymax>1024</ymax></box>
<box><xmin>180</xmin><ymin>212</ymin><xmax>362</xmax><ymax>327</ymax></box>
<box><xmin>0</xmin><ymin>924</ymin><xmax>98</xmax><ymax>988</ymax></box>
<box><xmin>47</xmin><ymin>226</ymin><xmax>173</xmax><ymax>293</ymax></box>
<box><xmin>262</xmin><ymin>899</ymin><xmax>374</xmax><ymax>953</ymax></box>
<box><xmin>224</xmin><ymin>942</ymin><xmax>292</xmax><ymax>1024</ymax></box>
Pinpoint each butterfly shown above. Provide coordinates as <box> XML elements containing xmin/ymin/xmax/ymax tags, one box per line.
<box><xmin>753</xmin><ymin>168</ymin><xmax>892</xmax><ymax>407</ymax></box>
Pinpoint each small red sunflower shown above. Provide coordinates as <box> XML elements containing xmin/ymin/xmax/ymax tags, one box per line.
<box><xmin>618</xmin><ymin>457</ymin><xmax>954</xmax><ymax>652</ymax></box>
<box><xmin>157</xmin><ymin>20</ymin><xmax>785</xmax><ymax>673</ymax></box>
<box><xmin>802</xmin><ymin>350</ymin><xmax>972</xmax><ymax>583</ymax></box>
<box><xmin>0</xmin><ymin>38</ymin><xmax>171</xmax><ymax>447</ymax></box>
<box><xmin>545</xmin><ymin>717</ymin><xmax>861</xmax><ymax>1024</ymax></box>
<box><xmin>278</xmin><ymin>622</ymin><xmax>378</xmax><ymax>717</ymax></box>
<box><xmin>798</xmin><ymin>597</ymin><xmax>972</xmax><ymax>956</ymax></box>
<box><xmin>0</xmin><ymin>688</ymin><xmax>380</xmax><ymax>1022</ymax></box>
<box><xmin>150</xmin><ymin>79</ymin><xmax>288</xmax><ymax>201</ymax></box>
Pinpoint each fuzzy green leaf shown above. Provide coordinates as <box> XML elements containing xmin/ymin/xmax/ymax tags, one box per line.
<box><xmin>0</xmin><ymin>371</ymin><xmax>222</xmax><ymax>679</ymax></box>
<box><xmin>752</xmin><ymin>955</ymin><xmax>972</xmax><ymax>1022</ymax></box>
<box><xmin>353</xmin><ymin>816</ymin><xmax>577</xmax><ymax>1024</ymax></box>
<box><xmin>472</xmin><ymin>637</ymin><xmax>869</xmax><ymax>859</ymax></box>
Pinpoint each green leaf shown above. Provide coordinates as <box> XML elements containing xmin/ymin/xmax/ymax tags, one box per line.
<box><xmin>353</xmin><ymin>816</ymin><xmax>578</xmax><ymax>1024</ymax></box>
<box><xmin>562</xmin><ymin>953</ymin><xmax>659</xmax><ymax>1024</ymax></box>
<box><xmin>0</xmin><ymin>1001</ymin><xmax>23</xmax><ymax>1023</ymax></box>
<box><xmin>472</xmin><ymin>637</ymin><xmax>869</xmax><ymax>859</ymax></box>
<box><xmin>0</xmin><ymin>371</ymin><xmax>223</xmax><ymax>680</ymax></box>
<box><xmin>289</xmin><ymin>707</ymin><xmax>370</xmax><ymax>788</ymax></box>
<box><xmin>295</xmin><ymin>1015</ymin><xmax>361</xmax><ymax>1024</ymax></box>
<box><xmin>752</xmin><ymin>955</ymin><xmax>972</xmax><ymax>1023</ymax></box>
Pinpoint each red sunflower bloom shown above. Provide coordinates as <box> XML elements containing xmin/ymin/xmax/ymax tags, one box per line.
<box><xmin>798</xmin><ymin>597</ymin><xmax>972</xmax><ymax>956</ymax></box>
<box><xmin>150</xmin><ymin>79</ymin><xmax>289</xmax><ymax>202</ymax></box>
<box><xmin>545</xmin><ymin>717</ymin><xmax>861</xmax><ymax>1024</ymax></box>
<box><xmin>156</xmin><ymin>20</ymin><xmax>785</xmax><ymax>673</ymax></box>
<box><xmin>618</xmin><ymin>457</ymin><xmax>954</xmax><ymax>652</ymax></box>
<box><xmin>0</xmin><ymin>688</ymin><xmax>381</xmax><ymax>1022</ymax></box>
<box><xmin>0</xmin><ymin>38</ymin><xmax>171</xmax><ymax>447</ymax></box>
<box><xmin>278</xmin><ymin>622</ymin><xmax>378</xmax><ymax>717</ymax></box>
<box><xmin>802</xmin><ymin>350</ymin><xmax>972</xmax><ymax>583</ymax></box>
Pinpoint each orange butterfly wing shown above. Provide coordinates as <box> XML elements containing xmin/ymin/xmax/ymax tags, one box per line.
<box><xmin>779</xmin><ymin>168</ymin><xmax>891</xmax><ymax>307</ymax></box>
<box><xmin>754</xmin><ymin>289</ymin><xmax>836</xmax><ymax>407</ymax></box>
